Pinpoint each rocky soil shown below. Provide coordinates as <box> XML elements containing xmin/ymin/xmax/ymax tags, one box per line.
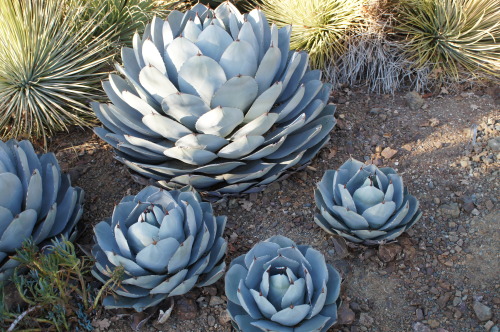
<box><xmin>9</xmin><ymin>85</ymin><xmax>500</xmax><ymax>332</ymax></box>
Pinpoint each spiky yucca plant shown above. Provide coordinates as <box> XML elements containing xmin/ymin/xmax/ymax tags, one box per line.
<box><xmin>258</xmin><ymin>0</ymin><xmax>365</xmax><ymax>69</ymax></box>
<box><xmin>67</xmin><ymin>0</ymin><xmax>183</xmax><ymax>46</ymax></box>
<box><xmin>0</xmin><ymin>0</ymin><xmax>112</xmax><ymax>145</ymax></box>
<box><xmin>394</xmin><ymin>0</ymin><xmax>500</xmax><ymax>77</ymax></box>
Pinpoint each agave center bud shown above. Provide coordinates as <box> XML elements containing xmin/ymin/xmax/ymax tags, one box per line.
<box><xmin>267</xmin><ymin>267</ymin><xmax>291</xmax><ymax>310</ymax></box>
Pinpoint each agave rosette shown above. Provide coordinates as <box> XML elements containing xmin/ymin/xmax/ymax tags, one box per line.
<box><xmin>314</xmin><ymin>158</ymin><xmax>422</xmax><ymax>244</ymax></box>
<box><xmin>92</xmin><ymin>186</ymin><xmax>227</xmax><ymax>311</ymax></box>
<box><xmin>0</xmin><ymin>139</ymin><xmax>84</xmax><ymax>282</ymax></box>
<box><xmin>225</xmin><ymin>235</ymin><xmax>341</xmax><ymax>332</ymax></box>
<box><xmin>93</xmin><ymin>2</ymin><xmax>336</xmax><ymax>196</ymax></box>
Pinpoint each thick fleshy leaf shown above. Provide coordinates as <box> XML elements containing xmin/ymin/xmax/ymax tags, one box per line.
<box><xmin>150</xmin><ymin>269</ymin><xmax>188</xmax><ymax>294</ymax></box>
<box><xmin>158</xmin><ymin>207</ymin><xmax>185</xmax><ymax>241</ymax></box>
<box><xmin>102</xmin><ymin>293</ymin><xmax>166</xmax><ymax>312</ymax></box>
<box><xmin>352</xmin><ymin>185</ymin><xmax>385</xmax><ymax>214</ymax></box>
<box><xmin>176</xmin><ymin>134</ymin><xmax>228</xmax><ymax>152</ymax></box>
<box><xmin>195</xmin><ymin>24</ymin><xmax>233</xmax><ymax>61</ymax></box>
<box><xmin>281</xmin><ymin>278</ymin><xmax>306</xmax><ymax>309</ymax></box>
<box><xmin>164</xmin><ymin>37</ymin><xmax>200</xmax><ymax>85</ymax></box>
<box><xmin>351</xmin><ymin>229</ymin><xmax>388</xmax><ymax>240</ymax></box>
<box><xmin>219</xmin><ymin>40</ymin><xmax>258</xmax><ymax>78</ymax></box>
<box><xmin>0</xmin><ymin>209</ymin><xmax>37</xmax><ymax>252</ymax></box>
<box><xmin>168</xmin><ymin>235</ymin><xmax>194</xmax><ymax>274</ymax></box>
<box><xmin>255</xmin><ymin>45</ymin><xmax>281</xmax><ymax>94</ymax></box>
<box><xmin>330</xmin><ymin>206</ymin><xmax>369</xmax><ymax>230</ymax></box>
<box><xmin>169</xmin><ymin>274</ymin><xmax>199</xmax><ymax>296</ymax></box>
<box><xmin>195</xmin><ymin>106</ymin><xmax>243</xmax><ymax>137</ymax></box>
<box><xmin>218</xmin><ymin>136</ymin><xmax>264</xmax><ymax>159</ymax></box>
<box><xmin>226</xmin><ymin>263</ymin><xmax>248</xmax><ymax>305</ymax></box>
<box><xmin>161</xmin><ymin>93</ymin><xmax>210</xmax><ymax>130</ymax></box>
<box><xmin>127</xmin><ymin>222</ymin><xmax>160</xmax><ymax>253</ymax></box>
<box><xmin>232</xmin><ymin>113</ymin><xmax>279</xmax><ymax>140</ymax></box>
<box><xmin>237</xmin><ymin>21</ymin><xmax>259</xmax><ymax>59</ymax></box>
<box><xmin>294</xmin><ymin>314</ymin><xmax>330</xmax><ymax>332</ymax></box>
<box><xmin>178</xmin><ymin>55</ymin><xmax>226</xmax><ymax>105</ymax></box>
<box><xmin>237</xmin><ymin>279</ymin><xmax>263</xmax><ymax>319</ymax></box>
<box><xmin>143</xmin><ymin>113</ymin><xmax>192</xmax><ymax>141</ymax></box>
<box><xmin>250</xmin><ymin>289</ymin><xmax>278</xmax><ymax>319</ymax></box>
<box><xmin>211</xmin><ymin>76</ymin><xmax>258</xmax><ymax>111</ymax></box>
<box><xmin>271</xmin><ymin>304</ymin><xmax>311</xmax><ymax>326</ymax></box>
<box><xmin>0</xmin><ymin>173</ymin><xmax>23</xmax><ymax>215</ymax></box>
<box><xmin>163</xmin><ymin>146</ymin><xmax>217</xmax><ymax>166</ymax></box>
<box><xmin>362</xmin><ymin>201</ymin><xmax>396</xmax><ymax>229</ymax></box>
<box><xmin>244</xmin><ymin>82</ymin><xmax>282</xmax><ymax>123</ymax></box>
<box><xmin>135</xmin><ymin>238</ymin><xmax>180</xmax><ymax>274</ymax></box>
<box><xmin>139</xmin><ymin>65</ymin><xmax>178</xmax><ymax>103</ymax></box>
<box><xmin>142</xmin><ymin>39</ymin><xmax>166</xmax><ymax>74</ymax></box>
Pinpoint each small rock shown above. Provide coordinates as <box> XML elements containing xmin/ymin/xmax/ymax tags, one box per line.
<box><xmin>207</xmin><ymin>315</ymin><xmax>216</xmax><ymax>326</ymax></box>
<box><xmin>219</xmin><ymin>310</ymin><xmax>232</xmax><ymax>324</ymax></box>
<box><xmin>429</xmin><ymin>118</ymin><xmax>440</xmax><ymax>127</ymax></box>
<box><xmin>416</xmin><ymin>308</ymin><xmax>424</xmax><ymax>320</ymax></box>
<box><xmin>359</xmin><ymin>313</ymin><xmax>374</xmax><ymax>327</ymax></box>
<box><xmin>378</xmin><ymin>243</ymin><xmax>403</xmax><ymax>262</ymax></box>
<box><xmin>413</xmin><ymin>322</ymin><xmax>431</xmax><ymax>332</ymax></box>
<box><xmin>337</xmin><ymin>302</ymin><xmax>356</xmax><ymax>325</ymax></box>
<box><xmin>485</xmin><ymin>321</ymin><xmax>495</xmax><ymax>331</ymax></box>
<box><xmin>473</xmin><ymin>301</ymin><xmax>492</xmax><ymax>321</ymax></box>
<box><xmin>439</xmin><ymin>203</ymin><xmax>460</xmax><ymax>218</ymax></box>
<box><xmin>405</xmin><ymin>91</ymin><xmax>424</xmax><ymax>110</ymax></box>
<box><xmin>209</xmin><ymin>296</ymin><xmax>225</xmax><ymax>306</ymax></box>
<box><xmin>471</xmin><ymin>208</ymin><xmax>480</xmax><ymax>216</ymax></box>
<box><xmin>205</xmin><ymin>286</ymin><xmax>217</xmax><ymax>296</ymax></box>
<box><xmin>428</xmin><ymin>319</ymin><xmax>439</xmax><ymax>328</ymax></box>
<box><xmin>488</xmin><ymin>137</ymin><xmax>500</xmax><ymax>151</ymax></box>
<box><xmin>381</xmin><ymin>147</ymin><xmax>398</xmax><ymax>159</ymax></box>
<box><xmin>437</xmin><ymin>292</ymin><xmax>452</xmax><ymax>308</ymax></box>
<box><xmin>176</xmin><ymin>297</ymin><xmax>198</xmax><ymax>320</ymax></box>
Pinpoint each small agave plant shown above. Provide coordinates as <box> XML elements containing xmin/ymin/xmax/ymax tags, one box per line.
<box><xmin>225</xmin><ymin>235</ymin><xmax>341</xmax><ymax>332</ymax></box>
<box><xmin>92</xmin><ymin>186</ymin><xmax>227</xmax><ymax>311</ymax></box>
<box><xmin>93</xmin><ymin>2</ymin><xmax>336</xmax><ymax>196</ymax></box>
<box><xmin>314</xmin><ymin>158</ymin><xmax>422</xmax><ymax>244</ymax></box>
<box><xmin>0</xmin><ymin>139</ymin><xmax>84</xmax><ymax>282</ymax></box>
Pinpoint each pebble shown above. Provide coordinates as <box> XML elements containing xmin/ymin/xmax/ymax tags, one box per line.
<box><xmin>337</xmin><ymin>302</ymin><xmax>356</xmax><ymax>325</ymax></box>
<box><xmin>487</xmin><ymin>137</ymin><xmax>500</xmax><ymax>151</ymax></box>
<box><xmin>437</xmin><ymin>292</ymin><xmax>452</xmax><ymax>308</ymax></box>
<box><xmin>412</xmin><ymin>322</ymin><xmax>431</xmax><ymax>332</ymax></box>
<box><xmin>381</xmin><ymin>147</ymin><xmax>398</xmax><ymax>159</ymax></box>
<box><xmin>416</xmin><ymin>308</ymin><xmax>424</xmax><ymax>320</ymax></box>
<box><xmin>405</xmin><ymin>91</ymin><xmax>424</xmax><ymax>110</ymax></box>
<box><xmin>207</xmin><ymin>315</ymin><xmax>216</xmax><ymax>326</ymax></box>
<box><xmin>378</xmin><ymin>243</ymin><xmax>403</xmax><ymax>262</ymax></box>
<box><xmin>176</xmin><ymin>297</ymin><xmax>198</xmax><ymax>320</ymax></box>
<box><xmin>218</xmin><ymin>310</ymin><xmax>232</xmax><ymax>324</ymax></box>
<box><xmin>359</xmin><ymin>313</ymin><xmax>374</xmax><ymax>327</ymax></box>
<box><xmin>473</xmin><ymin>301</ymin><xmax>492</xmax><ymax>321</ymax></box>
<box><xmin>439</xmin><ymin>203</ymin><xmax>461</xmax><ymax>218</ymax></box>
<box><xmin>471</xmin><ymin>208</ymin><xmax>480</xmax><ymax>215</ymax></box>
<box><xmin>485</xmin><ymin>321</ymin><xmax>495</xmax><ymax>331</ymax></box>
<box><xmin>209</xmin><ymin>296</ymin><xmax>225</xmax><ymax>306</ymax></box>
<box><xmin>428</xmin><ymin>319</ymin><xmax>439</xmax><ymax>328</ymax></box>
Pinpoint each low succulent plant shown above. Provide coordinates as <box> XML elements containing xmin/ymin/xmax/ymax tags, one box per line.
<box><xmin>225</xmin><ymin>235</ymin><xmax>341</xmax><ymax>332</ymax></box>
<box><xmin>314</xmin><ymin>158</ymin><xmax>422</xmax><ymax>244</ymax></box>
<box><xmin>92</xmin><ymin>186</ymin><xmax>227</xmax><ymax>311</ymax></box>
<box><xmin>93</xmin><ymin>2</ymin><xmax>336</xmax><ymax>196</ymax></box>
<box><xmin>0</xmin><ymin>139</ymin><xmax>84</xmax><ymax>282</ymax></box>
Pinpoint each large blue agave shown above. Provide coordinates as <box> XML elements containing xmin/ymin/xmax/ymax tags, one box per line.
<box><xmin>314</xmin><ymin>158</ymin><xmax>422</xmax><ymax>244</ymax></box>
<box><xmin>0</xmin><ymin>139</ymin><xmax>84</xmax><ymax>282</ymax></box>
<box><xmin>225</xmin><ymin>236</ymin><xmax>341</xmax><ymax>332</ymax></box>
<box><xmin>93</xmin><ymin>2</ymin><xmax>336</xmax><ymax>196</ymax></box>
<box><xmin>92</xmin><ymin>186</ymin><xmax>227</xmax><ymax>311</ymax></box>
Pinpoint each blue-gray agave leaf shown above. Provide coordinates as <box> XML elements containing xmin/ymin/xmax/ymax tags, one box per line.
<box><xmin>225</xmin><ymin>236</ymin><xmax>341</xmax><ymax>332</ymax></box>
<box><xmin>92</xmin><ymin>185</ymin><xmax>227</xmax><ymax>312</ymax></box>
<box><xmin>92</xmin><ymin>2</ymin><xmax>336</xmax><ymax>197</ymax></box>
<box><xmin>314</xmin><ymin>158</ymin><xmax>422</xmax><ymax>245</ymax></box>
<box><xmin>0</xmin><ymin>139</ymin><xmax>84</xmax><ymax>282</ymax></box>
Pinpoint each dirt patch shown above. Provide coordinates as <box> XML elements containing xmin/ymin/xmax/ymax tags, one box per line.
<box><xmin>5</xmin><ymin>85</ymin><xmax>498</xmax><ymax>332</ymax></box>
